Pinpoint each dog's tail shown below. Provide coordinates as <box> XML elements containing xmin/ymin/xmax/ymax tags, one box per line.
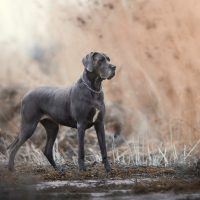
<box><xmin>7</xmin><ymin>137</ymin><xmax>19</xmax><ymax>150</ymax></box>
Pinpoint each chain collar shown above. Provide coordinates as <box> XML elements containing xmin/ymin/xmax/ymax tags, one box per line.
<box><xmin>81</xmin><ymin>76</ymin><xmax>102</xmax><ymax>94</ymax></box>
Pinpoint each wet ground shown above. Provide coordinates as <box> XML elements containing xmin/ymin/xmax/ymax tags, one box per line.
<box><xmin>1</xmin><ymin>163</ymin><xmax>200</xmax><ymax>200</ymax></box>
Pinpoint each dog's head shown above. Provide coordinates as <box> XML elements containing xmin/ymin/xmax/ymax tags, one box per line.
<box><xmin>82</xmin><ymin>52</ymin><xmax>116</xmax><ymax>80</ymax></box>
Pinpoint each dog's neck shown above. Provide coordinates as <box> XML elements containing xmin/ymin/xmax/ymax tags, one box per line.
<box><xmin>82</xmin><ymin>70</ymin><xmax>103</xmax><ymax>92</ymax></box>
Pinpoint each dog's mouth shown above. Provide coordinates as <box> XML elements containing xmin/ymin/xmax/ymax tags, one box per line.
<box><xmin>100</xmin><ymin>72</ymin><xmax>115</xmax><ymax>80</ymax></box>
<box><xmin>107</xmin><ymin>71</ymin><xmax>115</xmax><ymax>80</ymax></box>
<box><xmin>107</xmin><ymin>65</ymin><xmax>116</xmax><ymax>80</ymax></box>
<box><xmin>99</xmin><ymin>67</ymin><xmax>116</xmax><ymax>80</ymax></box>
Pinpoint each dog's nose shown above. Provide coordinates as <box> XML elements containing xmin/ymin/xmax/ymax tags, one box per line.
<box><xmin>111</xmin><ymin>65</ymin><xmax>116</xmax><ymax>70</ymax></box>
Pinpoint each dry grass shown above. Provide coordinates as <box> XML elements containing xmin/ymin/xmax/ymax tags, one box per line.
<box><xmin>110</xmin><ymin>135</ymin><xmax>200</xmax><ymax>167</ymax></box>
<box><xmin>0</xmin><ymin>127</ymin><xmax>199</xmax><ymax>170</ymax></box>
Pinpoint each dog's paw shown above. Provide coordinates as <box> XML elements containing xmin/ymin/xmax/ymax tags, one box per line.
<box><xmin>55</xmin><ymin>166</ymin><xmax>65</xmax><ymax>174</ymax></box>
<box><xmin>79</xmin><ymin>167</ymin><xmax>86</xmax><ymax>172</ymax></box>
<box><xmin>8</xmin><ymin>166</ymin><xmax>15</xmax><ymax>172</ymax></box>
<box><xmin>196</xmin><ymin>160</ymin><xmax>200</xmax><ymax>176</ymax></box>
<box><xmin>78</xmin><ymin>159</ymin><xmax>86</xmax><ymax>171</ymax></box>
<box><xmin>8</xmin><ymin>162</ymin><xmax>15</xmax><ymax>172</ymax></box>
<box><xmin>103</xmin><ymin>160</ymin><xmax>111</xmax><ymax>173</ymax></box>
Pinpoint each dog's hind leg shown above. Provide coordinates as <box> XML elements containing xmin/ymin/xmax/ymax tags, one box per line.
<box><xmin>8</xmin><ymin>121</ymin><xmax>39</xmax><ymax>171</ymax></box>
<box><xmin>40</xmin><ymin>118</ymin><xmax>59</xmax><ymax>169</ymax></box>
<box><xmin>8</xmin><ymin>95</ymin><xmax>43</xmax><ymax>171</ymax></box>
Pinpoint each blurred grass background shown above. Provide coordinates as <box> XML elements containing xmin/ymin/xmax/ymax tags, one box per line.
<box><xmin>0</xmin><ymin>0</ymin><xmax>200</xmax><ymax>167</ymax></box>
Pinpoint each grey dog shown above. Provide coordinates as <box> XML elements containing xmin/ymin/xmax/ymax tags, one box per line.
<box><xmin>8</xmin><ymin>52</ymin><xmax>116</xmax><ymax>173</ymax></box>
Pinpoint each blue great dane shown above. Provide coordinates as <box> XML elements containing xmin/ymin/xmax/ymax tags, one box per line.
<box><xmin>8</xmin><ymin>52</ymin><xmax>116</xmax><ymax>173</ymax></box>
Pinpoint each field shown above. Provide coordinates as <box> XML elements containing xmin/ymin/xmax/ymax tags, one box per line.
<box><xmin>0</xmin><ymin>110</ymin><xmax>200</xmax><ymax>199</ymax></box>
<box><xmin>1</xmin><ymin>0</ymin><xmax>200</xmax><ymax>199</ymax></box>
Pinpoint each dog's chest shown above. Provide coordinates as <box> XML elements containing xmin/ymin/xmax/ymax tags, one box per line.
<box><xmin>77</xmin><ymin>91</ymin><xmax>104</xmax><ymax>124</ymax></box>
<box><xmin>92</xmin><ymin>108</ymin><xmax>100</xmax><ymax>122</ymax></box>
<box><xmin>87</xmin><ymin>106</ymin><xmax>101</xmax><ymax>123</ymax></box>
<box><xmin>87</xmin><ymin>95</ymin><xmax>103</xmax><ymax>123</ymax></box>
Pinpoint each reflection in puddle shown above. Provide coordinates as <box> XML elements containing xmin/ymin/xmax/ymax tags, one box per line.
<box><xmin>36</xmin><ymin>179</ymin><xmax>136</xmax><ymax>190</ymax></box>
<box><xmin>32</xmin><ymin>179</ymin><xmax>200</xmax><ymax>200</ymax></box>
<box><xmin>35</xmin><ymin>178</ymin><xmax>152</xmax><ymax>190</ymax></box>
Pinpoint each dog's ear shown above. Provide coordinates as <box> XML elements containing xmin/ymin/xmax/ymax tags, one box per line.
<box><xmin>82</xmin><ymin>52</ymin><xmax>98</xmax><ymax>72</ymax></box>
<box><xmin>82</xmin><ymin>55</ymin><xmax>88</xmax><ymax>69</ymax></box>
<box><xmin>102</xmin><ymin>53</ymin><xmax>110</xmax><ymax>61</ymax></box>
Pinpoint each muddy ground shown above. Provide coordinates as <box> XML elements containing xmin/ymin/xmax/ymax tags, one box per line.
<box><xmin>1</xmin><ymin>163</ymin><xmax>200</xmax><ymax>200</ymax></box>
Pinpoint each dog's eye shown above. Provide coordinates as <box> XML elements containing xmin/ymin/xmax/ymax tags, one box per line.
<box><xmin>98</xmin><ymin>57</ymin><xmax>105</xmax><ymax>63</ymax></box>
<box><xmin>97</xmin><ymin>59</ymin><xmax>102</xmax><ymax>64</ymax></box>
<box><xmin>94</xmin><ymin>59</ymin><xmax>102</xmax><ymax>65</ymax></box>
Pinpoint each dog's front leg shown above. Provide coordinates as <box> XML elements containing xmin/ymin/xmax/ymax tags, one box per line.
<box><xmin>95</xmin><ymin>121</ymin><xmax>111</xmax><ymax>173</ymax></box>
<box><xmin>77</xmin><ymin>123</ymin><xmax>86</xmax><ymax>171</ymax></box>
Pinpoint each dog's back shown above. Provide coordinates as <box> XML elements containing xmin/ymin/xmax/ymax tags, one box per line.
<box><xmin>21</xmin><ymin>86</ymin><xmax>74</xmax><ymax>125</ymax></box>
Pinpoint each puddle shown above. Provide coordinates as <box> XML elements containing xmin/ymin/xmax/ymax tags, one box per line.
<box><xmin>1</xmin><ymin>178</ymin><xmax>200</xmax><ymax>200</ymax></box>
<box><xmin>34</xmin><ymin>178</ymin><xmax>149</xmax><ymax>190</ymax></box>
<box><xmin>29</xmin><ymin>179</ymin><xmax>200</xmax><ymax>200</ymax></box>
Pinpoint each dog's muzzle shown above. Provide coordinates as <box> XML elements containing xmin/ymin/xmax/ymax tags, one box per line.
<box><xmin>107</xmin><ymin>65</ymin><xmax>116</xmax><ymax>80</ymax></box>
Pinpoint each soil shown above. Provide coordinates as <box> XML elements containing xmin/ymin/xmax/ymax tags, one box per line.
<box><xmin>1</xmin><ymin>163</ymin><xmax>200</xmax><ymax>200</ymax></box>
